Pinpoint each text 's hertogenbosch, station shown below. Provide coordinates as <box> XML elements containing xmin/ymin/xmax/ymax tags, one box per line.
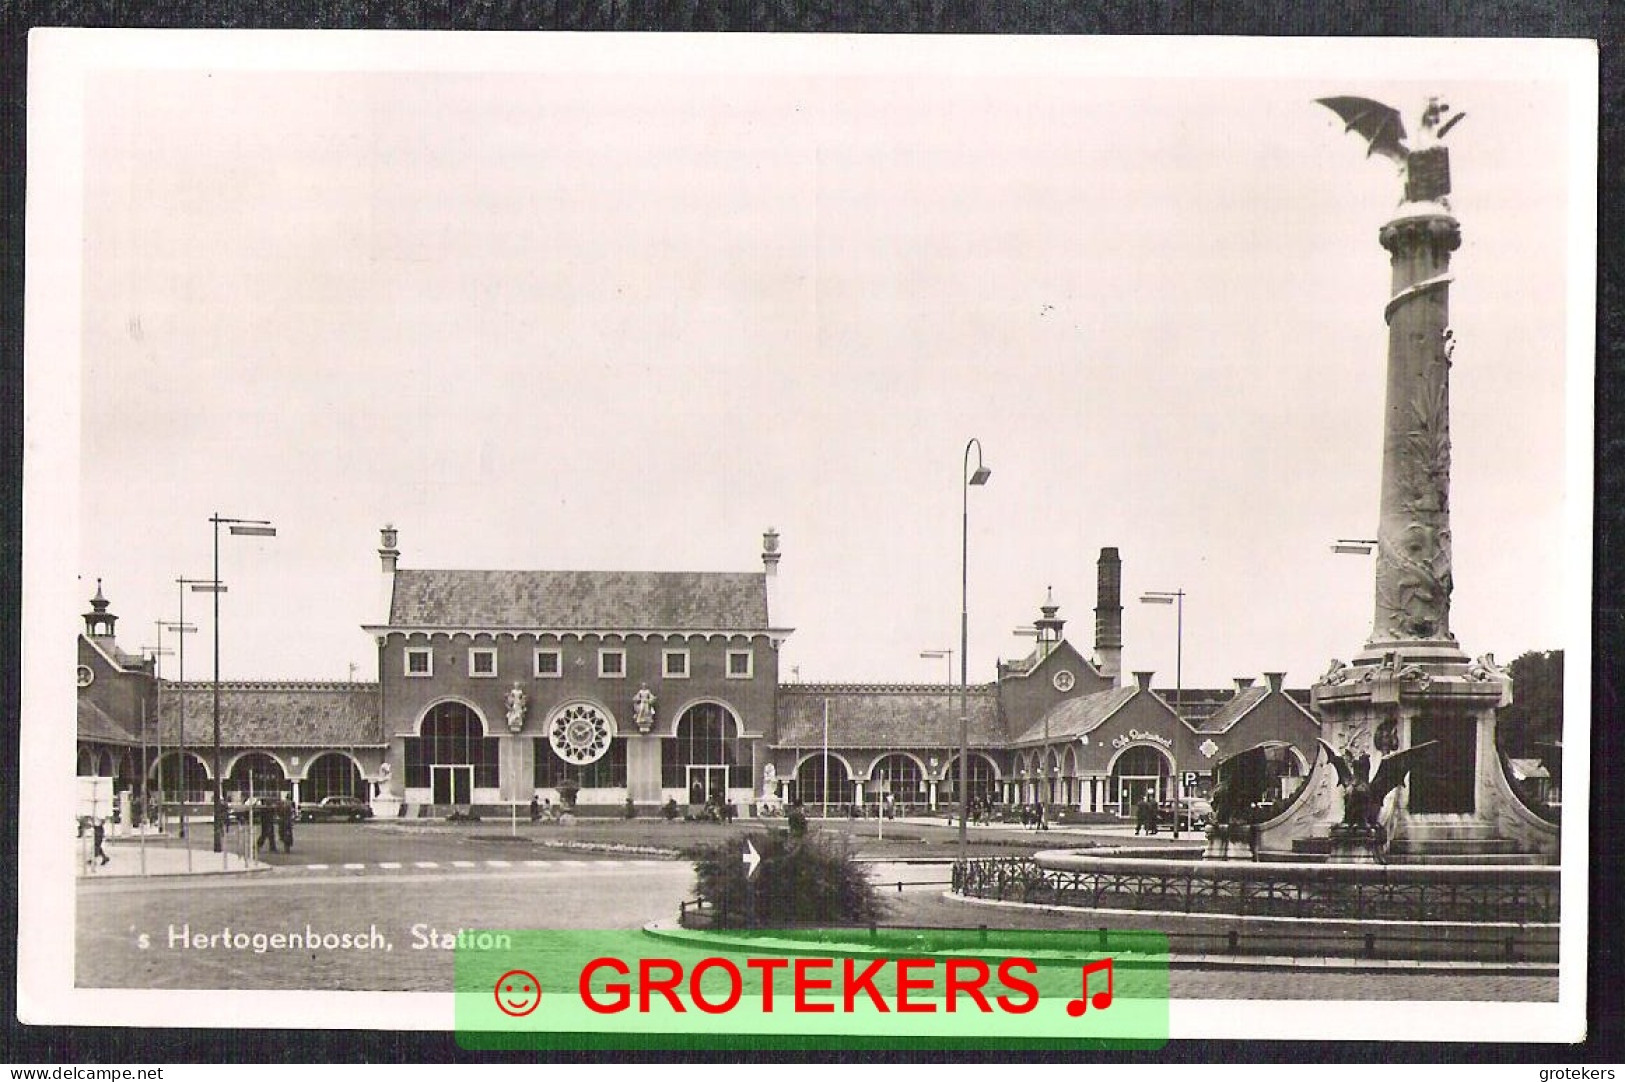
<box><xmin>77</xmin><ymin>527</ymin><xmax>1320</xmax><ymax>821</ymax></box>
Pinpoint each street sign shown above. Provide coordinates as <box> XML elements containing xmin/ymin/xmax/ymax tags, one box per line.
<box><xmin>1182</xmin><ymin>771</ymin><xmax>1199</xmax><ymax>789</ymax></box>
<box><xmin>742</xmin><ymin>838</ymin><xmax>762</xmax><ymax>880</ymax></box>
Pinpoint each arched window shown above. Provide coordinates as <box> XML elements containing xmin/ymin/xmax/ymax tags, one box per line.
<box><xmin>405</xmin><ymin>702</ymin><xmax>499</xmax><ymax>789</ymax></box>
<box><xmin>793</xmin><ymin>753</ymin><xmax>854</xmax><ymax>810</ymax></box>
<box><xmin>661</xmin><ymin>703</ymin><xmax>742</xmax><ymax>789</ymax></box>
<box><xmin>227</xmin><ymin>752</ymin><xmax>287</xmax><ymax>801</ymax></box>
<box><xmin>938</xmin><ymin>753</ymin><xmax>998</xmax><ymax>805</ymax></box>
<box><xmin>868</xmin><ymin>754</ymin><xmax>925</xmax><ymax>807</ymax></box>
<box><xmin>303</xmin><ymin>752</ymin><xmax>366</xmax><ymax>802</ymax></box>
<box><xmin>150</xmin><ymin>751</ymin><xmax>211</xmax><ymax>802</ymax></box>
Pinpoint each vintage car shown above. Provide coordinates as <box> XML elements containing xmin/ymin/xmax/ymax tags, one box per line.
<box><xmin>298</xmin><ymin>796</ymin><xmax>375</xmax><ymax>823</ymax></box>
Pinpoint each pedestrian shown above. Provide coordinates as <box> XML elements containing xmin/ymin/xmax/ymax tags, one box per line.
<box><xmin>277</xmin><ymin>802</ymin><xmax>295</xmax><ymax>852</ymax></box>
<box><xmin>529</xmin><ymin>796</ymin><xmax>540</xmax><ymax>823</ymax></box>
<box><xmin>1137</xmin><ymin>791</ymin><xmax>1158</xmax><ymax>836</ymax></box>
<box><xmin>256</xmin><ymin>804</ymin><xmax>278</xmax><ymax>853</ymax></box>
<box><xmin>91</xmin><ymin>818</ymin><xmax>110</xmax><ymax>866</ymax></box>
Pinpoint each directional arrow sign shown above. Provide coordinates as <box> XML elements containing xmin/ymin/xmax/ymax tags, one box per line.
<box><xmin>742</xmin><ymin>838</ymin><xmax>762</xmax><ymax>880</ymax></box>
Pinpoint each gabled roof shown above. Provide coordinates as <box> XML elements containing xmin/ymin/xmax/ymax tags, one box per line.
<box><xmin>1192</xmin><ymin>684</ymin><xmax>1320</xmax><ymax>734</ymax></box>
<box><xmin>999</xmin><ymin>638</ymin><xmax>1100</xmax><ymax>680</ymax></box>
<box><xmin>1011</xmin><ymin>685</ymin><xmax>1140</xmax><ymax>746</ymax></box>
<box><xmin>78</xmin><ymin>697</ymin><xmax>141</xmax><ymax>745</ymax></box>
<box><xmin>774</xmin><ymin>685</ymin><xmax>1003</xmax><ymax>749</ymax></box>
<box><xmin>385</xmin><ymin>570</ymin><xmax>770</xmax><ymax>631</ymax></box>
<box><xmin>158</xmin><ymin>682</ymin><xmax>384</xmax><ymax>748</ymax></box>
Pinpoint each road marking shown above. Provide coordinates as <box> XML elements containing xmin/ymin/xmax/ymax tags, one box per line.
<box><xmin>414</xmin><ymin>861</ymin><xmax>438</xmax><ymax>868</ymax></box>
<box><xmin>305</xmin><ymin>864</ymin><xmax>329</xmax><ymax>870</ymax></box>
<box><xmin>342</xmin><ymin>863</ymin><xmax>366</xmax><ymax>870</ymax></box>
<box><xmin>451</xmin><ymin>860</ymin><xmax>476</xmax><ymax>868</ymax></box>
<box><xmin>558</xmin><ymin>859</ymin><xmax>587</xmax><ymax>867</ymax></box>
<box><xmin>593</xmin><ymin>860</ymin><xmax>623</xmax><ymax>866</ymax></box>
<box><xmin>378</xmin><ymin>861</ymin><xmax>402</xmax><ymax>869</ymax></box>
<box><xmin>485</xmin><ymin>860</ymin><xmax>511</xmax><ymax>867</ymax></box>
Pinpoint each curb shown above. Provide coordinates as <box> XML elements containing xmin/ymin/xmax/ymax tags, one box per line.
<box><xmin>639</xmin><ymin>919</ymin><xmax>1556</xmax><ymax>977</ymax></box>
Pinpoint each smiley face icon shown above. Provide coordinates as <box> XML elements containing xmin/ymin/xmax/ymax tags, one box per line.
<box><xmin>494</xmin><ymin>969</ymin><xmax>541</xmax><ymax>1017</ymax></box>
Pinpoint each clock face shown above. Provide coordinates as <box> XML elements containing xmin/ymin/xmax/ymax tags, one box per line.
<box><xmin>76</xmin><ymin>664</ymin><xmax>94</xmax><ymax>688</ymax></box>
<box><xmin>1052</xmin><ymin>670</ymin><xmax>1075</xmax><ymax>692</ymax></box>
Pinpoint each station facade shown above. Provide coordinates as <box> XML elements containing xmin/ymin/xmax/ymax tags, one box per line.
<box><xmin>77</xmin><ymin>529</ymin><xmax>1321</xmax><ymax>819</ymax></box>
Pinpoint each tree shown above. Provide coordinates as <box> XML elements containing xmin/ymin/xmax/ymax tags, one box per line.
<box><xmin>1496</xmin><ymin>649</ymin><xmax>1564</xmax><ymax>759</ymax></box>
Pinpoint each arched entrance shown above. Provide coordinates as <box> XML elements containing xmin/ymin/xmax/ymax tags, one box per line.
<box><xmin>1111</xmin><ymin>744</ymin><xmax>1172</xmax><ymax>815</ymax></box>
<box><xmin>662</xmin><ymin>703</ymin><xmax>742</xmax><ymax>806</ymax></box>
<box><xmin>406</xmin><ymin>701</ymin><xmax>499</xmax><ymax>805</ymax></box>
<box><xmin>867</xmin><ymin>753</ymin><xmax>925</xmax><ymax>812</ymax></box>
<box><xmin>303</xmin><ymin>752</ymin><xmax>367</xmax><ymax>802</ymax></box>
<box><xmin>226</xmin><ymin>752</ymin><xmax>287</xmax><ymax>802</ymax></box>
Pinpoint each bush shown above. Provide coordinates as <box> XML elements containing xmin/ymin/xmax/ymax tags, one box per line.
<box><xmin>689</xmin><ymin>830</ymin><xmax>886</xmax><ymax>929</ymax></box>
<box><xmin>787</xmin><ymin>808</ymin><xmax>807</xmax><ymax>835</ymax></box>
<box><xmin>662</xmin><ymin>798</ymin><xmax>680</xmax><ymax>821</ymax></box>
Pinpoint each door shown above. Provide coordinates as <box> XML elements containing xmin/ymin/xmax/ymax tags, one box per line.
<box><xmin>687</xmin><ymin>765</ymin><xmax>727</xmax><ymax>805</ymax></box>
<box><xmin>432</xmin><ymin>765</ymin><xmax>473</xmax><ymax>805</ymax></box>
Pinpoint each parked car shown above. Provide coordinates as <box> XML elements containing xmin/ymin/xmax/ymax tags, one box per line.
<box><xmin>299</xmin><ymin>796</ymin><xmax>374</xmax><ymax>823</ymax></box>
<box><xmin>1159</xmin><ymin>797</ymin><xmax>1213</xmax><ymax>831</ymax></box>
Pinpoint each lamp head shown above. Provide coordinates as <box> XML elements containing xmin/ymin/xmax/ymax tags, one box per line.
<box><xmin>968</xmin><ymin>465</ymin><xmax>991</xmax><ymax>486</ymax></box>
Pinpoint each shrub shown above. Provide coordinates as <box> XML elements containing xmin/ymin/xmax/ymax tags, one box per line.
<box><xmin>662</xmin><ymin>798</ymin><xmax>680</xmax><ymax>821</ymax></box>
<box><xmin>689</xmin><ymin>829</ymin><xmax>886</xmax><ymax>929</ymax></box>
<box><xmin>787</xmin><ymin>808</ymin><xmax>807</xmax><ymax>835</ymax></box>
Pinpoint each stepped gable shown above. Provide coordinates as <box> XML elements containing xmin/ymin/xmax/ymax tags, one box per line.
<box><xmin>774</xmin><ymin>683</ymin><xmax>1002</xmax><ymax>749</ymax></box>
<box><xmin>77</xmin><ymin>697</ymin><xmax>140</xmax><ymax>745</ymax></box>
<box><xmin>389</xmin><ymin>569</ymin><xmax>769</xmax><ymax>630</ymax></box>
<box><xmin>1010</xmin><ymin>685</ymin><xmax>1138</xmax><ymax>746</ymax></box>
<box><xmin>158</xmin><ymin>682</ymin><xmax>383</xmax><ymax>747</ymax></box>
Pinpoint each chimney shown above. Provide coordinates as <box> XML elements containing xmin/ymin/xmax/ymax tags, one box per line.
<box><xmin>1132</xmin><ymin>670</ymin><xmax>1154</xmax><ymax>692</ymax></box>
<box><xmin>378</xmin><ymin>525</ymin><xmax>400</xmax><ymax>624</ymax></box>
<box><xmin>1094</xmin><ymin>547</ymin><xmax>1123</xmax><ymax>682</ymax></box>
<box><xmin>1234</xmin><ymin>676</ymin><xmax>1255</xmax><ymax>691</ymax></box>
<box><xmin>1264</xmin><ymin>671</ymin><xmax>1285</xmax><ymax>693</ymax></box>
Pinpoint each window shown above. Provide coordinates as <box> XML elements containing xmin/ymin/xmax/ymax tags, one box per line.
<box><xmin>726</xmin><ymin>649</ymin><xmax>753</xmax><ymax>679</ymax></box>
<box><xmin>663</xmin><ymin>649</ymin><xmax>689</xmax><ymax>679</ymax></box>
<box><xmin>598</xmin><ymin>649</ymin><xmax>626</xmax><ymax>678</ymax></box>
<box><xmin>534</xmin><ymin>648</ymin><xmax>562</xmax><ymax>678</ymax></box>
<box><xmin>403</xmin><ymin>701</ymin><xmax>499</xmax><ymax>789</ymax></box>
<box><xmin>661</xmin><ymin>703</ymin><xmax>742</xmax><ymax>786</ymax></box>
<box><xmin>405</xmin><ymin>648</ymin><xmax>433</xmax><ymax>677</ymax></box>
<box><xmin>469</xmin><ymin>648</ymin><xmax>497</xmax><ymax>678</ymax></box>
<box><xmin>535</xmin><ymin>737</ymin><xmax>627</xmax><ymax>789</ymax></box>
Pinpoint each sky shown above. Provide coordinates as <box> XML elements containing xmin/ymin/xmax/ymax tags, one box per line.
<box><xmin>40</xmin><ymin>34</ymin><xmax>1591</xmax><ymax>690</ymax></box>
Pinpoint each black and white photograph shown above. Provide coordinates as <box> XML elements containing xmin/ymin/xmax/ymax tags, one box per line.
<box><xmin>21</xmin><ymin>31</ymin><xmax>1594</xmax><ymax>1044</ymax></box>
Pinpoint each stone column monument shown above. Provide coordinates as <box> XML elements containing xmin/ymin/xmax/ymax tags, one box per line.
<box><xmin>1256</xmin><ymin>97</ymin><xmax>1557</xmax><ymax>863</ymax></box>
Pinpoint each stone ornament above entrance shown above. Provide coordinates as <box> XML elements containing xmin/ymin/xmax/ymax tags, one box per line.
<box><xmin>548</xmin><ymin>703</ymin><xmax>616</xmax><ymax>765</ymax></box>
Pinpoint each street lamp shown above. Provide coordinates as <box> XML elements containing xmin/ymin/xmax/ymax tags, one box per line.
<box><xmin>958</xmin><ymin>438</ymin><xmax>991</xmax><ymax>876</ymax></box>
<box><xmin>1139</xmin><ymin>589</ymin><xmax>1185</xmax><ymax>715</ymax></box>
<box><xmin>205</xmin><ymin>515</ymin><xmax>276</xmax><ymax>853</ymax></box>
<box><xmin>919</xmin><ymin>649</ymin><xmax>953</xmax><ymax>684</ymax></box>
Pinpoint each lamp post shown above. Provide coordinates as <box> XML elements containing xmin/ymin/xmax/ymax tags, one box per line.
<box><xmin>958</xmin><ymin>438</ymin><xmax>991</xmax><ymax>875</ymax></box>
<box><xmin>919</xmin><ymin>649</ymin><xmax>953</xmax><ymax>684</ymax></box>
<box><xmin>1139</xmin><ymin>589</ymin><xmax>1185</xmax><ymax>715</ymax></box>
<box><xmin>205</xmin><ymin>515</ymin><xmax>276</xmax><ymax>853</ymax></box>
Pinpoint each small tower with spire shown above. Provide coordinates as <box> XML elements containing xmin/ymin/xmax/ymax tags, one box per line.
<box><xmin>1033</xmin><ymin>586</ymin><xmax>1065</xmax><ymax>660</ymax></box>
<box><xmin>82</xmin><ymin>579</ymin><xmax>117</xmax><ymax>641</ymax></box>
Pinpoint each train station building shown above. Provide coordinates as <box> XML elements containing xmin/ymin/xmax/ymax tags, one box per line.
<box><xmin>77</xmin><ymin>527</ymin><xmax>1321</xmax><ymax>820</ymax></box>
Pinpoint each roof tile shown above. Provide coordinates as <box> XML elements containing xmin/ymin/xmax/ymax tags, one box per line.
<box><xmin>389</xmin><ymin>570</ymin><xmax>769</xmax><ymax>629</ymax></box>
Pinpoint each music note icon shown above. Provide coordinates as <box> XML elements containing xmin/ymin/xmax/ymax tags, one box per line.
<box><xmin>1065</xmin><ymin>957</ymin><xmax>1113</xmax><ymax>1016</ymax></box>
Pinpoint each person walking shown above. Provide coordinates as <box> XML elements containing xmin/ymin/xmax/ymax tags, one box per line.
<box><xmin>256</xmin><ymin>804</ymin><xmax>278</xmax><ymax>853</ymax></box>
<box><xmin>529</xmin><ymin>796</ymin><xmax>540</xmax><ymax>823</ymax></box>
<box><xmin>277</xmin><ymin>801</ymin><xmax>294</xmax><ymax>852</ymax></box>
<box><xmin>91</xmin><ymin>819</ymin><xmax>110</xmax><ymax>866</ymax></box>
